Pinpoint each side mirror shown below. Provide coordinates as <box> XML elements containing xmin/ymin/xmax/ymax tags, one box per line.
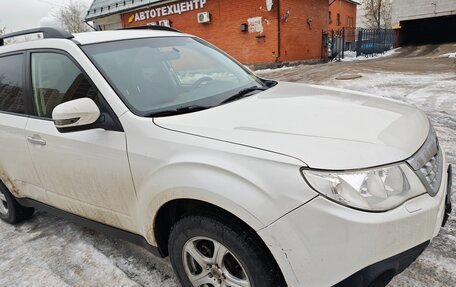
<box><xmin>52</xmin><ymin>98</ymin><xmax>101</xmax><ymax>131</ymax></box>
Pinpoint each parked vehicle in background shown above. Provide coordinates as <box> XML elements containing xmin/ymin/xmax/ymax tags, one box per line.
<box><xmin>0</xmin><ymin>27</ymin><xmax>452</xmax><ymax>287</ymax></box>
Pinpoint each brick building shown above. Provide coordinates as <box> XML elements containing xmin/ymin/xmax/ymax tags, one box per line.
<box><xmin>85</xmin><ymin>0</ymin><xmax>329</xmax><ymax>65</ymax></box>
<box><xmin>327</xmin><ymin>0</ymin><xmax>359</xmax><ymax>51</ymax></box>
<box><xmin>328</xmin><ymin>0</ymin><xmax>358</xmax><ymax>31</ymax></box>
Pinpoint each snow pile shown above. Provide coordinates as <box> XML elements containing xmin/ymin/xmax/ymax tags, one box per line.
<box><xmin>439</xmin><ymin>52</ymin><xmax>456</xmax><ymax>58</ymax></box>
<box><xmin>255</xmin><ymin>65</ymin><xmax>295</xmax><ymax>74</ymax></box>
<box><xmin>341</xmin><ymin>48</ymin><xmax>399</xmax><ymax>62</ymax></box>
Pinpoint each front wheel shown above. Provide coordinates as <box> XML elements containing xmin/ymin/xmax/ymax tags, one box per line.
<box><xmin>168</xmin><ymin>215</ymin><xmax>286</xmax><ymax>287</ymax></box>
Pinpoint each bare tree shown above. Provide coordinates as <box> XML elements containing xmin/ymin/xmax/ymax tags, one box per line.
<box><xmin>363</xmin><ymin>0</ymin><xmax>392</xmax><ymax>29</ymax></box>
<box><xmin>53</xmin><ymin>0</ymin><xmax>90</xmax><ymax>33</ymax></box>
<box><xmin>0</xmin><ymin>26</ymin><xmax>6</xmax><ymax>35</ymax></box>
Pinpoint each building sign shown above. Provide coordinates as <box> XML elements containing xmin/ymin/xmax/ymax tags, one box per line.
<box><xmin>128</xmin><ymin>0</ymin><xmax>208</xmax><ymax>23</ymax></box>
<box><xmin>248</xmin><ymin>17</ymin><xmax>263</xmax><ymax>33</ymax></box>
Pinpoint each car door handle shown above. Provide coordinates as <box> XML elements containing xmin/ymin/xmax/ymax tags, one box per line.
<box><xmin>27</xmin><ymin>135</ymin><xmax>47</xmax><ymax>146</ymax></box>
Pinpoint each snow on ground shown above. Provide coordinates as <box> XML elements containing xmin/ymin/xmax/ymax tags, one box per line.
<box><xmin>340</xmin><ymin>48</ymin><xmax>400</xmax><ymax>62</ymax></box>
<box><xmin>0</xmin><ymin>212</ymin><xmax>179</xmax><ymax>286</ymax></box>
<box><xmin>440</xmin><ymin>52</ymin><xmax>456</xmax><ymax>58</ymax></box>
<box><xmin>252</xmin><ymin>65</ymin><xmax>295</xmax><ymax>74</ymax></box>
<box><xmin>0</xmin><ymin>45</ymin><xmax>455</xmax><ymax>286</ymax></box>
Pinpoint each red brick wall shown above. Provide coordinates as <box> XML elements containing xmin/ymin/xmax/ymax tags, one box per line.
<box><xmin>121</xmin><ymin>0</ymin><xmax>328</xmax><ymax>65</ymax></box>
<box><xmin>328</xmin><ymin>0</ymin><xmax>357</xmax><ymax>31</ymax></box>
<box><xmin>280</xmin><ymin>0</ymin><xmax>328</xmax><ymax>62</ymax></box>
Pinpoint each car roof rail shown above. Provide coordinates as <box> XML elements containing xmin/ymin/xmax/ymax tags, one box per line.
<box><xmin>119</xmin><ymin>25</ymin><xmax>181</xmax><ymax>33</ymax></box>
<box><xmin>0</xmin><ymin>27</ymin><xmax>74</xmax><ymax>46</ymax></box>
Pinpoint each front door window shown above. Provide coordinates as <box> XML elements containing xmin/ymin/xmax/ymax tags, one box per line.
<box><xmin>31</xmin><ymin>52</ymin><xmax>99</xmax><ymax>118</ymax></box>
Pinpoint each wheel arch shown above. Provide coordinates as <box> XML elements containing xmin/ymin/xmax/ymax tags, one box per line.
<box><xmin>155</xmin><ymin>199</ymin><xmax>246</xmax><ymax>255</ymax></box>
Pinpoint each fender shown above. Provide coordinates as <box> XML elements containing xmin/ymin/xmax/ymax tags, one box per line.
<box><xmin>134</xmin><ymin>162</ymin><xmax>273</xmax><ymax>245</ymax></box>
<box><xmin>131</xmin><ymin>152</ymin><xmax>317</xmax><ymax>245</ymax></box>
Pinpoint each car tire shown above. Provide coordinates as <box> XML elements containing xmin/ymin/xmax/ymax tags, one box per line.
<box><xmin>0</xmin><ymin>181</ymin><xmax>34</xmax><ymax>224</ymax></box>
<box><xmin>168</xmin><ymin>214</ymin><xmax>286</xmax><ymax>287</ymax></box>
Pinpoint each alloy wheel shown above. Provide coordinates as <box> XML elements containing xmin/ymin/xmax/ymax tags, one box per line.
<box><xmin>0</xmin><ymin>189</ymin><xmax>8</xmax><ymax>216</ymax></box>
<box><xmin>182</xmin><ymin>236</ymin><xmax>251</xmax><ymax>287</ymax></box>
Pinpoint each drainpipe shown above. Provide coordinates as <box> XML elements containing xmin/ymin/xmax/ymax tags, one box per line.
<box><xmin>84</xmin><ymin>21</ymin><xmax>99</xmax><ymax>31</ymax></box>
<box><xmin>276</xmin><ymin>0</ymin><xmax>281</xmax><ymax>62</ymax></box>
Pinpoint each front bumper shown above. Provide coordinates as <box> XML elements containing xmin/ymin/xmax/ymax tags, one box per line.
<box><xmin>335</xmin><ymin>241</ymin><xmax>429</xmax><ymax>287</ymax></box>
<box><xmin>258</xmin><ymin>160</ymin><xmax>451</xmax><ymax>286</ymax></box>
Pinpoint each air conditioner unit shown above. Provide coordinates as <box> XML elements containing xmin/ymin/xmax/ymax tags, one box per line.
<box><xmin>159</xmin><ymin>19</ymin><xmax>170</xmax><ymax>27</ymax></box>
<box><xmin>197</xmin><ymin>12</ymin><xmax>211</xmax><ymax>24</ymax></box>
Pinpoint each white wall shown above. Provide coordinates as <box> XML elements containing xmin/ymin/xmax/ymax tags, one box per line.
<box><xmin>94</xmin><ymin>14</ymin><xmax>122</xmax><ymax>30</ymax></box>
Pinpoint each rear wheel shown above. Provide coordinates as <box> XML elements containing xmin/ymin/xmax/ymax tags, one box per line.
<box><xmin>168</xmin><ymin>215</ymin><xmax>286</xmax><ymax>287</ymax></box>
<box><xmin>0</xmin><ymin>182</ymin><xmax>34</xmax><ymax>224</ymax></box>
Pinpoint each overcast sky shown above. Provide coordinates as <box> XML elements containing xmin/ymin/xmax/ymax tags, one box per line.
<box><xmin>0</xmin><ymin>0</ymin><xmax>93</xmax><ymax>32</ymax></box>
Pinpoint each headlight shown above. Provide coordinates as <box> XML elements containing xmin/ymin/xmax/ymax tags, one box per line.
<box><xmin>302</xmin><ymin>164</ymin><xmax>427</xmax><ymax>211</ymax></box>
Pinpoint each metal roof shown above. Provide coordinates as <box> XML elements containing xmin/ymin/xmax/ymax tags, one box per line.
<box><xmin>329</xmin><ymin>0</ymin><xmax>361</xmax><ymax>5</ymax></box>
<box><xmin>85</xmin><ymin>0</ymin><xmax>167</xmax><ymax>21</ymax></box>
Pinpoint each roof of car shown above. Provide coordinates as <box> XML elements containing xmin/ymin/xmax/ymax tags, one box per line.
<box><xmin>0</xmin><ymin>29</ymin><xmax>191</xmax><ymax>55</ymax></box>
<box><xmin>73</xmin><ymin>29</ymin><xmax>188</xmax><ymax>45</ymax></box>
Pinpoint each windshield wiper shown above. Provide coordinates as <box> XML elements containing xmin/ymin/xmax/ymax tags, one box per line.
<box><xmin>147</xmin><ymin>105</ymin><xmax>209</xmax><ymax>117</ymax></box>
<box><xmin>219</xmin><ymin>86</ymin><xmax>268</xmax><ymax>105</ymax></box>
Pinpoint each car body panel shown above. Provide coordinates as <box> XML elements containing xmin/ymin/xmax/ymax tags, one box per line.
<box><xmin>0</xmin><ymin>114</ymin><xmax>45</xmax><ymax>201</ymax></box>
<box><xmin>155</xmin><ymin>82</ymin><xmax>430</xmax><ymax>170</ymax></box>
<box><xmin>25</xmin><ymin>118</ymin><xmax>137</xmax><ymax>232</ymax></box>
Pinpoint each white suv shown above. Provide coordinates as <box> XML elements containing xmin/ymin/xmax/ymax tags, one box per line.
<box><xmin>0</xmin><ymin>27</ymin><xmax>452</xmax><ymax>287</ymax></box>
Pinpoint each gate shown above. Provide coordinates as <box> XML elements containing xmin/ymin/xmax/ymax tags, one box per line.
<box><xmin>356</xmin><ymin>28</ymin><xmax>397</xmax><ymax>57</ymax></box>
<box><xmin>322</xmin><ymin>28</ymin><xmax>397</xmax><ymax>62</ymax></box>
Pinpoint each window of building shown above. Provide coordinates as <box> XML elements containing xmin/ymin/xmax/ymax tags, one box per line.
<box><xmin>348</xmin><ymin>16</ymin><xmax>354</xmax><ymax>27</ymax></box>
<box><xmin>0</xmin><ymin>54</ymin><xmax>25</xmax><ymax>114</ymax></box>
<box><xmin>347</xmin><ymin>16</ymin><xmax>354</xmax><ymax>27</ymax></box>
<box><xmin>329</xmin><ymin>11</ymin><xmax>332</xmax><ymax>24</ymax></box>
<box><xmin>337</xmin><ymin>13</ymin><xmax>341</xmax><ymax>26</ymax></box>
<box><xmin>31</xmin><ymin>53</ymin><xmax>99</xmax><ymax>118</ymax></box>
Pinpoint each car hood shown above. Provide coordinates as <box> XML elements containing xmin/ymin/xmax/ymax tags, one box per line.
<box><xmin>154</xmin><ymin>82</ymin><xmax>429</xmax><ymax>170</ymax></box>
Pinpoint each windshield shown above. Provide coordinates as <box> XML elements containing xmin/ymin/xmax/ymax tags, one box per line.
<box><xmin>82</xmin><ymin>37</ymin><xmax>267</xmax><ymax>116</ymax></box>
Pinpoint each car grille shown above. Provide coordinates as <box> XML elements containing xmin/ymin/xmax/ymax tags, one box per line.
<box><xmin>407</xmin><ymin>126</ymin><xmax>443</xmax><ymax>196</ymax></box>
<box><xmin>417</xmin><ymin>149</ymin><xmax>443</xmax><ymax>196</ymax></box>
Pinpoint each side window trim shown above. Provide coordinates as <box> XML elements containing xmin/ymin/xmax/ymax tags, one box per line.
<box><xmin>0</xmin><ymin>51</ymin><xmax>29</xmax><ymax>117</ymax></box>
<box><xmin>23</xmin><ymin>49</ymin><xmax>33</xmax><ymax>116</ymax></box>
<box><xmin>25</xmin><ymin>48</ymin><xmax>123</xmax><ymax>132</ymax></box>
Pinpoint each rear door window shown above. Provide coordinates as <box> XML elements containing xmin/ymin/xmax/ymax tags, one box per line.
<box><xmin>0</xmin><ymin>54</ymin><xmax>25</xmax><ymax>114</ymax></box>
